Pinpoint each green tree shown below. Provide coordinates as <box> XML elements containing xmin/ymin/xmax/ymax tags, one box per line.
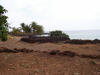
<box><xmin>21</xmin><ymin>23</ymin><xmax>31</xmax><ymax>33</ymax></box>
<box><xmin>30</xmin><ymin>22</ymin><xmax>44</xmax><ymax>34</ymax></box>
<box><xmin>0</xmin><ymin>5</ymin><xmax>8</xmax><ymax>41</ymax></box>
<box><xmin>50</xmin><ymin>30</ymin><xmax>70</xmax><ymax>40</ymax></box>
<box><xmin>35</xmin><ymin>25</ymin><xmax>44</xmax><ymax>34</ymax></box>
<box><xmin>30</xmin><ymin>22</ymin><xmax>37</xmax><ymax>34</ymax></box>
<box><xmin>20</xmin><ymin>22</ymin><xmax>44</xmax><ymax>34</ymax></box>
<box><xmin>11</xmin><ymin>27</ymin><xmax>21</xmax><ymax>34</ymax></box>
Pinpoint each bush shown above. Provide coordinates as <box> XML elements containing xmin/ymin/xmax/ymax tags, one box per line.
<box><xmin>0</xmin><ymin>31</ymin><xmax>2</xmax><ymax>38</ymax></box>
<box><xmin>0</xmin><ymin>5</ymin><xmax>8</xmax><ymax>41</ymax></box>
<box><xmin>1</xmin><ymin>31</ymin><xmax>8</xmax><ymax>41</ymax></box>
<box><xmin>0</xmin><ymin>26</ymin><xmax>8</xmax><ymax>41</ymax></box>
<box><xmin>49</xmin><ymin>30</ymin><xmax>70</xmax><ymax>40</ymax></box>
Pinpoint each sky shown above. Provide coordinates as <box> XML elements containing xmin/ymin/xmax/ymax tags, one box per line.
<box><xmin>1</xmin><ymin>0</ymin><xmax>100</xmax><ymax>31</ymax></box>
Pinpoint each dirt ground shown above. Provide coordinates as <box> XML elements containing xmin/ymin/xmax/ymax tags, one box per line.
<box><xmin>0</xmin><ymin>36</ymin><xmax>100</xmax><ymax>55</ymax></box>
<box><xmin>0</xmin><ymin>37</ymin><xmax>100</xmax><ymax>75</ymax></box>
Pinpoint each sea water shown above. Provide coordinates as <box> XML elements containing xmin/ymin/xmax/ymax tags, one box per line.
<box><xmin>66</xmin><ymin>30</ymin><xmax>100</xmax><ymax>40</ymax></box>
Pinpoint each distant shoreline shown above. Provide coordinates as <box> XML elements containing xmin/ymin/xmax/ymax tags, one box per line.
<box><xmin>66</xmin><ymin>30</ymin><xmax>100</xmax><ymax>40</ymax></box>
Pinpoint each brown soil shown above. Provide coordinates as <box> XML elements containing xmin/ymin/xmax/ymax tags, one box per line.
<box><xmin>0</xmin><ymin>37</ymin><xmax>100</xmax><ymax>75</ymax></box>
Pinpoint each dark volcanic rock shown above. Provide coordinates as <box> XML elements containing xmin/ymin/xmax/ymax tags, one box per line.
<box><xmin>0</xmin><ymin>47</ymin><xmax>18</xmax><ymax>53</ymax></box>
<box><xmin>14</xmin><ymin>48</ymin><xmax>33</xmax><ymax>53</ymax></box>
<box><xmin>49</xmin><ymin>50</ymin><xmax>60</xmax><ymax>55</ymax></box>
<box><xmin>79</xmin><ymin>55</ymin><xmax>100</xmax><ymax>59</ymax></box>
<box><xmin>59</xmin><ymin>51</ymin><xmax>76</xmax><ymax>57</ymax></box>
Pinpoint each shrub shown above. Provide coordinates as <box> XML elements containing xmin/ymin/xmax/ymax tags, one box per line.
<box><xmin>49</xmin><ymin>30</ymin><xmax>70</xmax><ymax>40</ymax></box>
<box><xmin>1</xmin><ymin>32</ymin><xmax>8</xmax><ymax>41</ymax></box>
<box><xmin>0</xmin><ymin>5</ymin><xmax>8</xmax><ymax>41</ymax></box>
<box><xmin>0</xmin><ymin>26</ymin><xmax>8</xmax><ymax>41</ymax></box>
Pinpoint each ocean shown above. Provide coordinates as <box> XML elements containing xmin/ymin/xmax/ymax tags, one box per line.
<box><xmin>65</xmin><ymin>30</ymin><xmax>100</xmax><ymax>40</ymax></box>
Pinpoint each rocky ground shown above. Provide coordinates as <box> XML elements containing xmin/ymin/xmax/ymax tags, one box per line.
<box><xmin>0</xmin><ymin>36</ymin><xmax>100</xmax><ymax>75</ymax></box>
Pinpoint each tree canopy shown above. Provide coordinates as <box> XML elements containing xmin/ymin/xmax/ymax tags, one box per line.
<box><xmin>30</xmin><ymin>22</ymin><xmax>44</xmax><ymax>35</ymax></box>
<box><xmin>21</xmin><ymin>23</ymin><xmax>31</xmax><ymax>33</ymax></box>
<box><xmin>19</xmin><ymin>22</ymin><xmax>44</xmax><ymax>35</ymax></box>
<box><xmin>11</xmin><ymin>27</ymin><xmax>22</xmax><ymax>34</ymax></box>
<box><xmin>0</xmin><ymin>5</ymin><xmax>8</xmax><ymax>41</ymax></box>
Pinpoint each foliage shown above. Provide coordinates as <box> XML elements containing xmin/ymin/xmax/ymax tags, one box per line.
<box><xmin>11</xmin><ymin>27</ymin><xmax>22</xmax><ymax>34</ymax></box>
<box><xmin>21</xmin><ymin>23</ymin><xmax>31</xmax><ymax>33</ymax></box>
<box><xmin>0</xmin><ymin>5</ymin><xmax>8</xmax><ymax>41</ymax></box>
<box><xmin>30</xmin><ymin>22</ymin><xmax>44</xmax><ymax>34</ymax></box>
<box><xmin>19</xmin><ymin>22</ymin><xmax>44</xmax><ymax>35</ymax></box>
<box><xmin>49</xmin><ymin>30</ymin><xmax>70</xmax><ymax>40</ymax></box>
<box><xmin>35</xmin><ymin>25</ymin><xmax>44</xmax><ymax>35</ymax></box>
<box><xmin>0</xmin><ymin>26</ymin><xmax>8</xmax><ymax>41</ymax></box>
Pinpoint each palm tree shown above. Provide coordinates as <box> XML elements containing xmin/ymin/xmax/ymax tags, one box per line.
<box><xmin>20</xmin><ymin>21</ymin><xmax>44</xmax><ymax>34</ymax></box>
<box><xmin>30</xmin><ymin>22</ymin><xmax>44</xmax><ymax>34</ymax></box>
<box><xmin>20</xmin><ymin>23</ymin><xmax>32</xmax><ymax>33</ymax></box>
<box><xmin>11</xmin><ymin>27</ymin><xmax>21</xmax><ymax>34</ymax></box>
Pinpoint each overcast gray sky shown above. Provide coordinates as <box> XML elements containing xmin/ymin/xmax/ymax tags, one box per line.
<box><xmin>1</xmin><ymin>0</ymin><xmax>100</xmax><ymax>31</ymax></box>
